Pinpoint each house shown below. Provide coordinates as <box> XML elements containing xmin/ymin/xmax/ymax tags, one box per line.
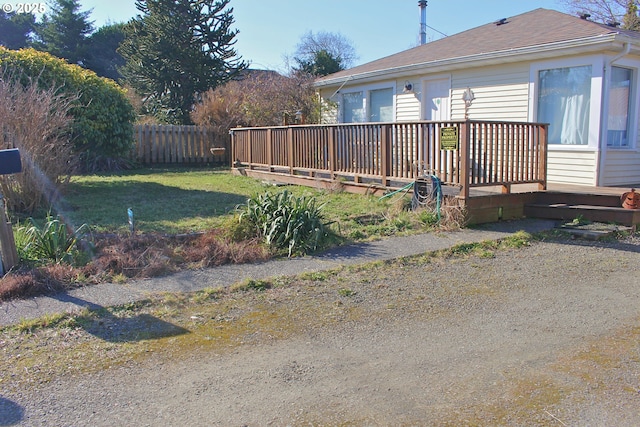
<box><xmin>314</xmin><ymin>8</ymin><xmax>640</xmax><ymax>187</ymax></box>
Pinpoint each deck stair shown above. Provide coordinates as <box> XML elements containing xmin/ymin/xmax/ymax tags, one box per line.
<box><xmin>524</xmin><ymin>191</ymin><xmax>640</xmax><ymax>227</ymax></box>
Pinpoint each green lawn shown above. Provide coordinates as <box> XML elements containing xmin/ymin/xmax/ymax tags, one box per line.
<box><xmin>60</xmin><ymin>167</ymin><xmax>420</xmax><ymax>239</ymax></box>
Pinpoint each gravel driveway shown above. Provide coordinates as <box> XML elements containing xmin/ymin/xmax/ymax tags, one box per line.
<box><xmin>2</xmin><ymin>233</ymin><xmax>640</xmax><ymax>426</ymax></box>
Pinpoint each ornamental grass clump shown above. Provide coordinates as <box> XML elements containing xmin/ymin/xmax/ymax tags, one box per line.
<box><xmin>19</xmin><ymin>214</ymin><xmax>91</xmax><ymax>266</ymax></box>
<box><xmin>238</xmin><ymin>190</ymin><xmax>330</xmax><ymax>257</ymax></box>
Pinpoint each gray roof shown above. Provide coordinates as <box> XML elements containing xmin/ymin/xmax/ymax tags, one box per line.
<box><xmin>316</xmin><ymin>8</ymin><xmax>640</xmax><ymax>86</ymax></box>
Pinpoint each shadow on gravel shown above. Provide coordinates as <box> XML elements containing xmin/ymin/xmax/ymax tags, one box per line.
<box><xmin>316</xmin><ymin>242</ymin><xmax>385</xmax><ymax>261</ymax></box>
<box><xmin>554</xmin><ymin>236</ymin><xmax>640</xmax><ymax>254</ymax></box>
<box><xmin>52</xmin><ymin>294</ymin><xmax>190</xmax><ymax>343</ymax></box>
<box><xmin>0</xmin><ymin>396</ymin><xmax>24</xmax><ymax>426</ymax></box>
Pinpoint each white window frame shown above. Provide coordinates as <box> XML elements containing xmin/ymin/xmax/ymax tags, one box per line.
<box><xmin>603</xmin><ymin>57</ymin><xmax>639</xmax><ymax>151</ymax></box>
<box><xmin>339</xmin><ymin>82</ymin><xmax>396</xmax><ymax>123</ymax></box>
<box><xmin>529</xmin><ymin>55</ymin><xmax>604</xmax><ymax>151</ymax></box>
<box><xmin>341</xmin><ymin>90</ymin><xmax>365</xmax><ymax>123</ymax></box>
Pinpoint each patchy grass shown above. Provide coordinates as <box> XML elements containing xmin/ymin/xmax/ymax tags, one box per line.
<box><xmin>2</xmin><ymin>168</ymin><xmax>470</xmax><ymax>302</ymax></box>
<box><xmin>61</xmin><ymin>168</ymin><xmax>406</xmax><ymax>236</ymax></box>
<box><xmin>62</xmin><ymin>168</ymin><xmax>466</xmax><ymax>239</ymax></box>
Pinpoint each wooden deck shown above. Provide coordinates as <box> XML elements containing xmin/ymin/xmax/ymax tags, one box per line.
<box><xmin>466</xmin><ymin>183</ymin><xmax>640</xmax><ymax>226</ymax></box>
<box><xmin>231</xmin><ymin>120</ymin><xmax>548</xmax><ymax>199</ymax></box>
<box><xmin>230</xmin><ymin>120</ymin><xmax>640</xmax><ymax>227</ymax></box>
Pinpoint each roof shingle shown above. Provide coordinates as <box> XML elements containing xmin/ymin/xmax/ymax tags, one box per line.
<box><xmin>317</xmin><ymin>8</ymin><xmax>640</xmax><ymax>83</ymax></box>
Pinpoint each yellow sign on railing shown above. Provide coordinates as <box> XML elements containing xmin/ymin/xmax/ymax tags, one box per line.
<box><xmin>440</xmin><ymin>127</ymin><xmax>459</xmax><ymax>150</ymax></box>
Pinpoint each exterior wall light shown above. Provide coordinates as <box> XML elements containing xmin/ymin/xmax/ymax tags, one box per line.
<box><xmin>462</xmin><ymin>87</ymin><xmax>475</xmax><ymax>119</ymax></box>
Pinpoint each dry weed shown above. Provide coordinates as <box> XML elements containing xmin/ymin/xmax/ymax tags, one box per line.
<box><xmin>0</xmin><ymin>231</ymin><xmax>270</xmax><ymax>301</ymax></box>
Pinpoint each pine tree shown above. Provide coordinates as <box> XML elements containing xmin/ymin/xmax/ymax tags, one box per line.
<box><xmin>119</xmin><ymin>0</ymin><xmax>247</xmax><ymax>124</ymax></box>
<box><xmin>0</xmin><ymin>11</ymin><xmax>36</xmax><ymax>49</ymax></box>
<box><xmin>623</xmin><ymin>0</ymin><xmax>640</xmax><ymax>30</ymax></box>
<box><xmin>295</xmin><ymin>50</ymin><xmax>343</xmax><ymax>77</ymax></box>
<box><xmin>34</xmin><ymin>0</ymin><xmax>93</xmax><ymax>65</ymax></box>
<box><xmin>85</xmin><ymin>23</ymin><xmax>126</xmax><ymax>81</ymax></box>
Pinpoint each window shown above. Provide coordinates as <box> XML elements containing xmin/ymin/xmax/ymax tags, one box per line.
<box><xmin>607</xmin><ymin>66</ymin><xmax>632</xmax><ymax>147</ymax></box>
<box><xmin>343</xmin><ymin>92</ymin><xmax>364</xmax><ymax>123</ymax></box>
<box><xmin>537</xmin><ymin>65</ymin><xmax>592</xmax><ymax>145</ymax></box>
<box><xmin>369</xmin><ymin>88</ymin><xmax>393</xmax><ymax>122</ymax></box>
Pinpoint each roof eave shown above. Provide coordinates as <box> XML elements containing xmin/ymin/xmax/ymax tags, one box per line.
<box><xmin>314</xmin><ymin>34</ymin><xmax>627</xmax><ymax>89</ymax></box>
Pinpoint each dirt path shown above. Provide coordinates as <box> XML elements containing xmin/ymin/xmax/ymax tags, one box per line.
<box><xmin>3</xmin><ymin>237</ymin><xmax>640</xmax><ymax>426</ymax></box>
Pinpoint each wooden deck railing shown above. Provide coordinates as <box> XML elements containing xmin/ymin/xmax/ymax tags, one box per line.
<box><xmin>230</xmin><ymin>120</ymin><xmax>547</xmax><ymax>199</ymax></box>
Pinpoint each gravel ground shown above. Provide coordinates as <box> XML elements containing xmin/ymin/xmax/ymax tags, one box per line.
<box><xmin>2</xmin><ymin>229</ymin><xmax>640</xmax><ymax>426</ymax></box>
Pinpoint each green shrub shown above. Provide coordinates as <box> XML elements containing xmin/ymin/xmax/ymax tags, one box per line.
<box><xmin>0</xmin><ymin>47</ymin><xmax>136</xmax><ymax>172</ymax></box>
<box><xmin>18</xmin><ymin>214</ymin><xmax>92</xmax><ymax>265</ymax></box>
<box><xmin>238</xmin><ymin>190</ymin><xmax>329</xmax><ymax>257</ymax></box>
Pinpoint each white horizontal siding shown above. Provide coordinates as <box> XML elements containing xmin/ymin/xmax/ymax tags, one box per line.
<box><xmin>601</xmin><ymin>150</ymin><xmax>640</xmax><ymax>186</ymax></box>
<box><xmin>547</xmin><ymin>150</ymin><xmax>597</xmax><ymax>186</ymax></box>
<box><xmin>396</xmin><ymin>79</ymin><xmax>421</xmax><ymax>121</ymax></box>
<box><xmin>451</xmin><ymin>63</ymin><xmax>530</xmax><ymax>121</ymax></box>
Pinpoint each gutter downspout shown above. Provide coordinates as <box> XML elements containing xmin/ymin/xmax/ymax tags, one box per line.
<box><xmin>597</xmin><ymin>42</ymin><xmax>630</xmax><ymax>186</ymax></box>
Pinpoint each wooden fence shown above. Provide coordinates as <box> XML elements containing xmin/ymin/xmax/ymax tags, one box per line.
<box><xmin>230</xmin><ymin>120</ymin><xmax>548</xmax><ymax>199</ymax></box>
<box><xmin>134</xmin><ymin>124</ymin><xmax>229</xmax><ymax>165</ymax></box>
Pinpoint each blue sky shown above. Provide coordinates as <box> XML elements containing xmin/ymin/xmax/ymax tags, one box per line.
<box><xmin>74</xmin><ymin>0</ymin><xmax>564</xmax><ymax>72</ymax></box>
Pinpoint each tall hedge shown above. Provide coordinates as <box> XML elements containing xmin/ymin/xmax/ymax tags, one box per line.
<box><xmin>0</xmin><ymin>47</ymin><xmax>136</xmax><ymax>171</ymax></box>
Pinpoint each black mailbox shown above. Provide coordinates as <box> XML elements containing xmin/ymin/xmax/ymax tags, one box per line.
<box><xmin>0</xmin><ymin>149</ymin><xmax>22</xmax><ymax>175</ymax></box>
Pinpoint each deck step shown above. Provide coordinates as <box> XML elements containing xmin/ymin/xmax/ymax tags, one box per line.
<box><xmin>524</xmin><ymin>203</ymin><xmax>640</xmax><ymax>227</ymax></box>
<box><xmin>534</xmin><ymin>192</ymin><xmax>622</xmax><ymax>207</ymax></box>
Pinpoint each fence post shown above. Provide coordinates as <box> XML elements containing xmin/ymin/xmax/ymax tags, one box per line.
<box><xmin>246</xmin><ymin>129</ymin><xmax>253</xmax><ymax>169</ymax></box>
<box><xmin>266</xmin><ymin>128</ymin><xmax>273</xmax><ymax>172</ymax></box>
<box><xmin>287</xmin><ymin>127</ymin><xmax>294</xmax><ymax>175</ymax></box>
<box><xmin>459</xmin><ymin>121</ymin><xmax>470</xmax><ymax>200</ymax></box>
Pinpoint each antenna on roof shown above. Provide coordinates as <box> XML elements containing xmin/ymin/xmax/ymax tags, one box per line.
<box><xmin>495</xmin><ymin>18</ymin><xmax>508</xmax><ymax>26</ymax></box>
<box><xmin>579</xmin><ymin>13</ymin><xmax>591</xmax><ymax>20</ymax></box>
<box><xmin>419</xmin><ymin>0</ymin><xmax>427</xmax><ymax>45</ymax></box>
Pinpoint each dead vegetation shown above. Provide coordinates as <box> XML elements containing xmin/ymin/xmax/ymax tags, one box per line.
<box><xmin>0</xmin><ymin>230</ymin><xmax>270</xmax><ymax>302</ymax></box>
<box><xmin>0</xmin><ymin>188</ymin><xmax>467</xmax><ymax>303</ymax></box>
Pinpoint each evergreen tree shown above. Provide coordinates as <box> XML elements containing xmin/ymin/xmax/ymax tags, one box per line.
<box><xmin>0</xmin><ymin>11</ymin><xmax>36</xmax><ymax>49</ymax></box>
<box><xmin>34</xmin><ymin>0</ymin><xmax>93</xmax><ymax>65</ymax></box>
<box><xmin>623</xmin><ymin>0</ymin><xmax>640</xmax><ymax>30</ymax></box>
<box><xmin>295</xmin><ymin>49</ymin><xmax>343</xmax><ymax>77</ymax></box>
<box><xmin>85</xmin><ymin>23</ymin><xmax>126</xmax><ymax>81</ymax></box>
<box><xmin>291</xmin><ymin>31</ymin><xmax>358</xmax><ymax>77</ymax></box>
<box><xmin>119</xmin><ymin>0</ymin><xmax>247</xmax><ymax>124</ymax></box>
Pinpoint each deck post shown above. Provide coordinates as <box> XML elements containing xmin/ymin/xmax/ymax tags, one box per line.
<box><xmin>459</xmin><ymin>121</ymin><xmax>470</xmax><ymax>200</ymax></box>
<box><xmin>328</xmin><ymin>126</ymin><xmax>336</xmax><ymax>179</ymax></box>
<box><xmin>538</xmin><ymin>124</ymin><xmax>548</xmax><ymax>190</ymax></box>
<box><xmin>380</xmin><ymin>124</ymin><xmax>391</xmax><ymax>187</ymax></box>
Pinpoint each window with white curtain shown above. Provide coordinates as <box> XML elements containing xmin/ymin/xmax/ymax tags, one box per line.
<box><xmin>537</xmin><ymin>65</ymin><xmax>592</xmax><ymax>145</ymax></box>
<box><xmin>607</xmin><ymin>66</ymin><xmax>632</xmax><ymax>147</ymax></box>
<box><xmin>342</xmin><ymin>92</ymin><xmax>364</xmax><ymax>123</ymax></box>
<box><xmin>369</xmin><ymin>88</ymin><xmax>393</xmax><ymax>122</ymax></box>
